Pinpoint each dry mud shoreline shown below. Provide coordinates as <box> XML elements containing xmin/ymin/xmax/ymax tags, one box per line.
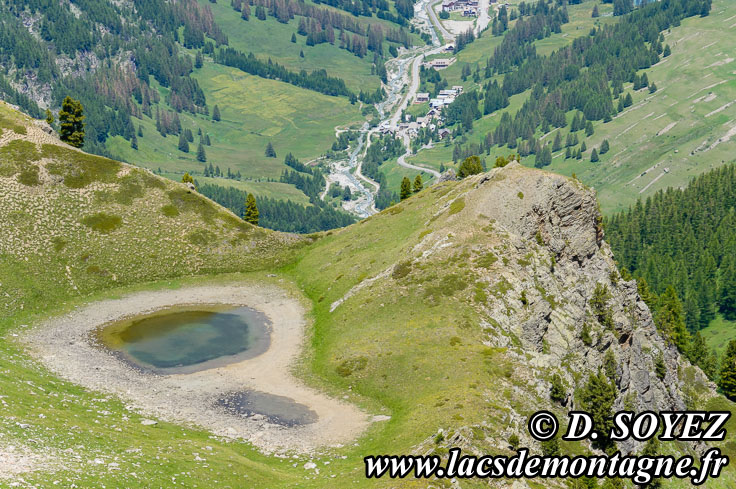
<box><xmin>23</xmin><ymin>284</ymin><xmax>369</xmax><ymax>454</ymax></box>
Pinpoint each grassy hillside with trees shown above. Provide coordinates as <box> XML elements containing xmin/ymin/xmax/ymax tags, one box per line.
<box><xmin>0</xmin><ymin>0</ymin><xmax>418</xmax><ymax>218</ymax></box>
<box><xmin>1</xmin><ymin>105</ymin><xmax>735</xmax><ymax>488</ymax></box>
<box><xmin>405</xmin><ymin>0</ymin><xmax>732</xmax><ymax>214</ymax></box>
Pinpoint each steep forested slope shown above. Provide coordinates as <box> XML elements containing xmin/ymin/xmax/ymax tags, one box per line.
<box><xmin>606</xmin><ymin>164</ymin><xmax>736</xmax><ymax>368</ymax></box>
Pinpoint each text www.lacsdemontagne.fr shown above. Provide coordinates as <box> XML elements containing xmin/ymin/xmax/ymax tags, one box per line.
<box><xmin>364</xmin><ymin>448</ymin><xmax>728</xmax><ymax>486</ymax></box>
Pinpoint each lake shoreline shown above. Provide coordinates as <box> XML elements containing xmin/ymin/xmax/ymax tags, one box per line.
<box><xmin>22</xmin><ymin>284</ymin><xmax>369</xmax><ymax>455</ymax></box>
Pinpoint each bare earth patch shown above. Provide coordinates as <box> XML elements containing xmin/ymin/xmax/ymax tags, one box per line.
<box><xmin>23</xmin><ymin>284</ymin><xmax>369</xmax><ymax>454</ymax></box>
<box><xmin>0</xmin><ymin>443</ymin><xmax>57</xmax><ymax>480</ymax></box>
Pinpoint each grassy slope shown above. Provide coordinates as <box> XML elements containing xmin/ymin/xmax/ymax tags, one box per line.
<box><xmin>547</xmin><ymin>0</ymin><xmax>736</xmax><ymax>214</ymax></box>
<box><xmin>203</xmin><ymin>0</ymin><xmax>382</xmax><ymax>92</ymax></box>
<box><xmin>106</xmin><ymin>62</ymin><xmax>362</xmax><ymax>186</ymax></box>
<box><xmin>405</xmin><ymin>0</ymin><xmax>736</xmax><ymax>214</ymax></box>
<box><xmin>701</xmin><ymin>314</ymin><xmax>736</xmax><ymax>354</ymax></box>
<box><xmin>0</xmin><ymin>103</ymin><xmax>315</xmax><ymax>488</ymax></box>
<box><xmin>106</xmin><ymin>0</ymin><xmax>424</xmax><ymax>200</ymax></box>
<box><xmin>2</xmin><ymin>105</ymin><xmax>735</xmax><ymax>488</ymax></box>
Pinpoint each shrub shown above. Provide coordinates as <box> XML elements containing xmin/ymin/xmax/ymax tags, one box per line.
<box><xmin>449</xmin><ymin>197</ymin><xmax>465</xmax><ymax>216</ymax></box>
<box><xmin>81</xmin><ymin>213</ymin><xmax>122</xmax><ymax>233</ymax></box>
<box><xmin>550</xmin><ymin>373</ymin><xmax>566</xmax><ymax>404</ymax></box>
<box><xmin>336</xmin><ymin>356</ymin><xmax>368</xmax><ymax>377</ymax></box>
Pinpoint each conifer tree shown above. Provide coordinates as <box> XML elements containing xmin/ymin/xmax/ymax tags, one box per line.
<box><xmin>413</xmin><ymin>174</ymin><xmax>423</xmax><ymax>193</ymax></box>
<box><xmin>600</xmin><ymin>139</ymin><xmax>610</xmax><ymax>154</ymax></box>
<box><xmin>212</xmin><ymin>104</ymin><xmax>221</xmax><ymax>121</ymax></box>
<box><xmin>244</xmin><ymin>193</ymin><xmax>259</xmax><ymax>225</ymax></box>
<box><xmin>657</xmin><ymin>286</ymin><xmax>691</xmax><ymax>354</ymax></box>
<box><xmin>591</xmin><ymin>148</ymin><xmax>599</xmax><ymax>162</ymax></box>
<box><xmin>45</xmin><ymin>109</ymin><xmax>54</xmax><ymax>125</ymax></box>
<box><xmin>585</xmin><ymin>121</ymin><xmax>594</xmax><ymax>137</ymax></box>
<box><xmin>592</xmin><ymin>4</ymin><xmax>599</xmax><ymax>18</ymax></box>
<box><xmin>58</xmin><ymin>96</ymin><xmax>85</xmax><ymax>148</ymax></box>
<box><xmin>265</xmin><ymin>141</ymin><xmax>277</xmax><ymax>158</ymax></box>
<box><xmin>400</xmin><ymin>177</ymin><xmax>412</xmax><ymax>200</ymax></box>
<box><xmin>690</xmin><ymin>332</ymin><xmax>709</xmax><ymax>367</ymax></box>
<box><xmin>130</xmin><ymin>133</ymin><xmax>138</xmax><ymax>150</ymax></box>
<box><xmin>552</xmin><ymin>132</ymin><xmax>562</xmax><ymax>152</ymax></box>
<box><xmin>580</xmin><ymin>369</ymin><xmax>616</xmax><ymax>452</ymax></box>
<box><xmin>581</xmin><ymin>141</ymin><xmax>587</xmax><ymax>152</ymax></box>
<box><xmin>719</xmin><ymin>262</ymin><xmax>736</xmax><ymax>320</ymax></box>
<box><xmin>291</xmin><ymin>33</ymin><xmax>296</xmax><ymax>43</ymax></box>
<box><xmin>178</xmin><ymin>132</ymin><xmax>189</xmax><ymax>152</ymax></box>
<box><xmin>197</xmin><ymin>143</ymin><xmax>207</xmax><ymax>162</ymax></box>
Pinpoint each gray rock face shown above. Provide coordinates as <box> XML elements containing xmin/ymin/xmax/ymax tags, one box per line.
<box><xmin>437</xmin><ymin>169</ymin><xmax>457</xmax><ymax>182</ymax></box>
<box><xmin>451</xmin><ymin>164</ymin><xmax>715</xmax><ymax>455</ymax></box>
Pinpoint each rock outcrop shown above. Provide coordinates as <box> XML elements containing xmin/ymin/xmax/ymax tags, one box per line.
<box><xmin>410</xmin><ymin>162</ymin><xmax>716</xmax><ymax>460</ymax></box>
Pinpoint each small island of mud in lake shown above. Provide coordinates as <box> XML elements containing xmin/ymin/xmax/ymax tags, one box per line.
<box><xmin>23</xmin><ymin>284</ymin><xmax>368</xmax><ymax>454</ymax></box>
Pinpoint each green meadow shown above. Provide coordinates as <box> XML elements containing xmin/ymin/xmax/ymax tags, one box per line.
<box><xmin>401</xmin><ymin>0</ymin><xmax>736</xmax><ymax>214</ymax></box>
<box><xmin>106</xmin><ymin>62</ymin><xmax>363</xmax><ymax>197</ymax></box>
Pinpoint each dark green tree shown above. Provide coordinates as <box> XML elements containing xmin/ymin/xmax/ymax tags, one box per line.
<box><xmin>130</xmin><ymin>133</ymin><xmax>138</xmax><ymax>150</ymax></box>
<box><xmin>654</xmin><ymin>353</ymin><xmax>666</xmax><ymax>380</ymax></box>
<box><xmin>720</xmin><ymin>340</ymin><xmax>736</xmax><ymax>401</ymax></box>
<box><xmin>244</xmin><ymin>193</ymin><xmax>259</xmax><ymax>225</ymax></box>
<box><xmin>600</xmin><ymin>139</ymin><xmax>610</xmax><ymax>154</ymax></box>
<box><xmin>592</xmin><ymin>4</ymin><xmax>599</xmax><ymax>18</ymax></box>
<box><xmin>550</xmin><ymin>374</ymin><xmax>566</xmax><ymax>404</ymax></box>
<box><xmin>58</xmin><ymin>96</ymin><xmax>85</xmax><ymax>148</ymax></box>
<box><xmin>413</xmin><ymin>174</ymin><xmax>423</xmax><ymax>193</ymax></box>
<box><xmin>585</xmin><ymin>121</ymin><xmax>594</xmax><ymax>137</ymax></box>
<box><xmin>178</xmin><ymin>133</ymin><xmax>189</xmax><ymax>153</ymax></box>
<box><xmin>291</xmin><ymin>33</ymin><xmax>297</xmax><ymax>43</ymax></box>
<box><xmin>212</xmin><ymin>104</ymin><xmax>221</xmax><ymax>121</ymax></box>
<box><xmin>400</xmin><ymin>177</ymin><xmax>412</xmax><ymax>200</ymax></box>
<box><xmin>590</xmin><ymin>148</ymin><xmax>599</xmax><ymax>162</ymax></box>
<box><xmin>552</xmin><ymin>132</ymin><xmax>562</xmax><ymax>152</ymax></box>
<box><xmin>458</xmin><ymin>155</ymin><xmax>484</xmax><ymax>178</ymax></box>
<box><xmin>657</xmin><ymin>286</ymin><xmax>691</xmax><ymax>354</ymax></box>
<box><xmin>580</xmin><ymin>369</ymin><xmax>616</xmax><ymax>452</ymax></box>
<box><xmin>719</xmin><ymin>262</ymin><xmax>736</xmax><ymax>320</ymax></box>
<box><xmin>197</xmin><ymin>143</ymin><xmax>207</xmax><ymax>162</ymax></box>
<box><xmin>603</xmin><ymin>349</ymin><xmax>617</xmax><ymax>384</ymax></box>
<box><xmin>265</xmin><ymin>141</ymin><xmax>277</xmax><ymax>158</ymax></box>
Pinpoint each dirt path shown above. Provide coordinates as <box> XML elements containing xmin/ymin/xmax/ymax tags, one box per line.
<box><xmin>23</xmin><ymin>284</ymin><xmax>369</xmax><ymax>454</ymax></box>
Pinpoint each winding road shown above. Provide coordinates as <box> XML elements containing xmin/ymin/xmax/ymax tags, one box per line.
<box><xmin>321</xmin><ymin>0</ymin><xmax>461</xmax><ymax>217</ymax></box>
